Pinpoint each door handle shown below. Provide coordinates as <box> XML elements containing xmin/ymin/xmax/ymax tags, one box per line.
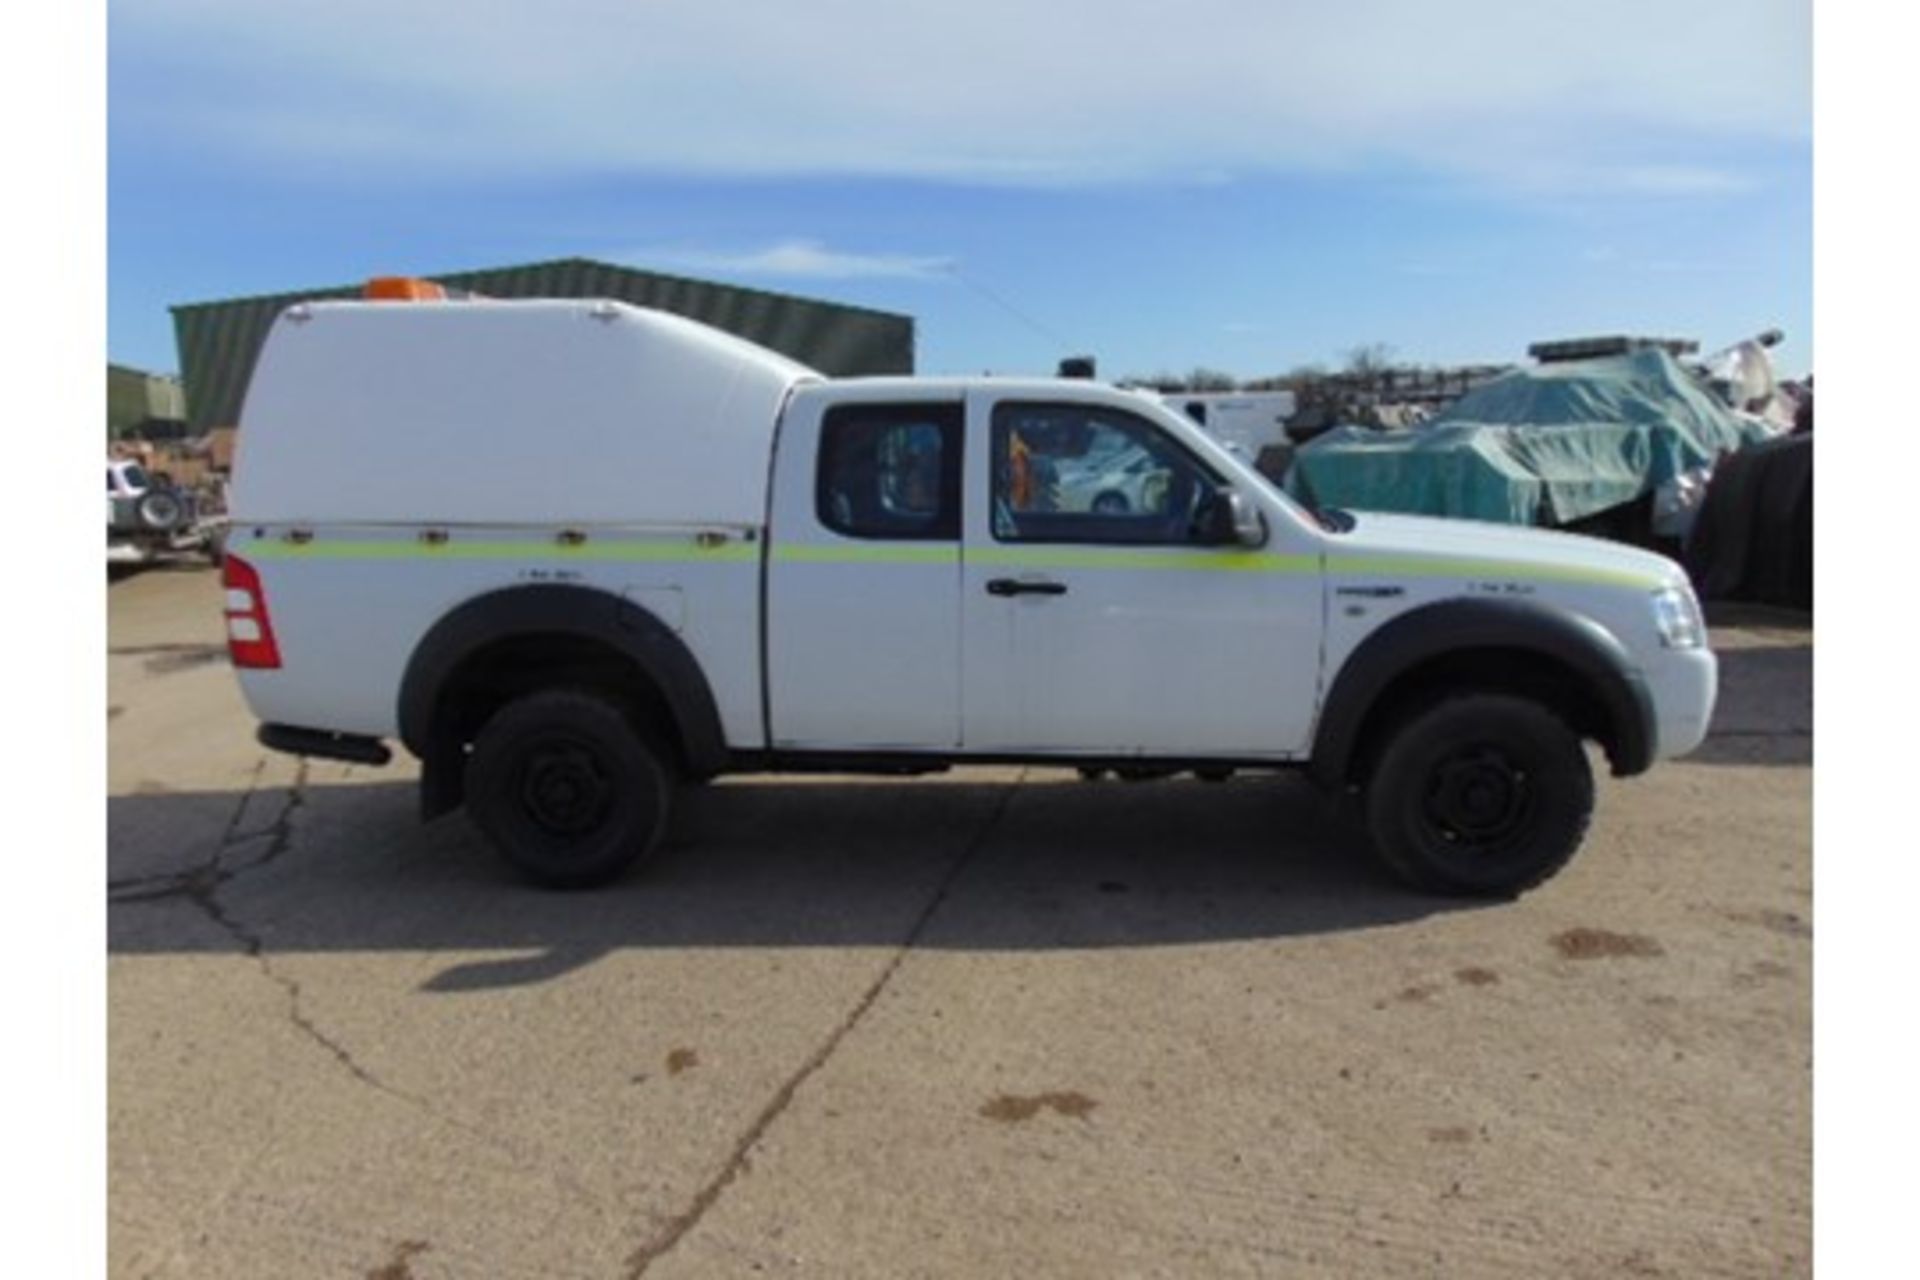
<box><xmin>986</xmin><ymin>578</ymin><xmax>1068</xmax><ymax>597</ymax></box>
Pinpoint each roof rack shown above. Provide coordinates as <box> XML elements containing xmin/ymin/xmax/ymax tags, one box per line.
<box><xmin>1527</xmin><ymin>335</ymin><xmax>1699</xmax><ymax>364</ymax></box>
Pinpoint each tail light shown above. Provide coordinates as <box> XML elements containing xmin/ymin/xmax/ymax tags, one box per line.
<box><xmin>221</xmin><ymin>553</ymin><xmax>282</xmax><ymax>669</ymax></box>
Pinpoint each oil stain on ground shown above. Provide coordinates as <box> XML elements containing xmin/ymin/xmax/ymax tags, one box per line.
<box><xmin>980</xmin><ymin>1091</ymin><xmax>1098</xmax><ymax>1123</ymax></box>
<box><xmin>110</xmin><ymin>643</ymin><xmax>228</xmax><ymax>676</ymax></box>
<box><xmin>1724</xmin><ymin>907</ymin><xmax>1812</xmax><ymax>940</ymax></box>
<box><xmin>1734</xmin><ymin>959</ymin><xmax>1794</xmax><ymax>988</ymax></box>
<box><xmin>365</xmin><ymin>1239</ymin><xmax>429</xmax><ymax>1280</ymax></box>
<box><xmin>1375</xmin><ymin>983</ymin><xmax>1441</xmax><ymax>1009</ymax></box>
<box><xmin>666</xmin><ymin>1048</ymin><xmax>699</xmax><ymax>1076</ymax></box>
<box><xmin>1552</xmin><ymin>927</ymin><xmax>1665</xmax><ymax>960</ymax></box>
<box><xmin>1454</xmin><ymin>967</ymin><xmax>1500</xmax><ymax>987</ymax></box>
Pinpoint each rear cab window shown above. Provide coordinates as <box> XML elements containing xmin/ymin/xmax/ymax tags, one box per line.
<box><xmin>816</xmin><ymin>403</ymin><xmax>963</xmax><ymax>540</ymax></box>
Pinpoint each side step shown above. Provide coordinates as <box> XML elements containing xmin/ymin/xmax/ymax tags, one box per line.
<box><xmin>258</xmin><ymin>723</ymin><xmax>393</xmax><ymax>766</ymax></box>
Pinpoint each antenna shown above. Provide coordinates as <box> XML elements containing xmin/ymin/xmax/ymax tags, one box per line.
<box><xmin>942</xmin><ymin>265</ymin><xmax>1079</xmax><ymax>355</ymax></box>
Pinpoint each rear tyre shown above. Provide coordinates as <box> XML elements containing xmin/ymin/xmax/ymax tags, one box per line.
<box><xmin>1364</xmin><ymin>694</ymin><xmax>1592</xmax><ymax>897</ymax></box>
<box><xmin>1091</xmin><ymin>491</ymin><xmax>1130</xmax><ymax>515</ymax></box>
<box><xmin>465</xmin><ymin>689</ymin><xmax>672</xmax><ymax>889</ymax></box>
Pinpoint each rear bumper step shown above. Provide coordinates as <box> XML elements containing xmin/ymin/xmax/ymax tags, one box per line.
<box><xmin>258</xmin><ymin>723</ymin><xmax>393</xmax><ymax>766</ymax></box>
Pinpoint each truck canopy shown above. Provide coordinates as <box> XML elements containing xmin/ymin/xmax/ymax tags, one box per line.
<box><xmin>232</xmin><ymin>299</ymin><xmax>820</xmax><ymax>526</ymax></box>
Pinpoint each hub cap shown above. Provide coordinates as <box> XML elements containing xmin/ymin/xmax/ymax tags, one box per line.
<box><xmin>519</xmin><ymin>739</ymin><xmax>613</xmax><ymax>836</ymax></box>
<box><xmin>1422</xmin><ymin>745</ymin><xmax>1533</xmax><ymax>848</ymax></box>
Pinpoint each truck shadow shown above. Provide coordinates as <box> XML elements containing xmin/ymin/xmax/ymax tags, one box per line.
<box><xmin>109</xmin><ymin>773</ymin><xmax>1485</xmax><ymax>990</ymax></box>
<box><xmin>1686</xmin><ymin>641</ymin><xmax>1813</xmax><ymax>767</ymax></box>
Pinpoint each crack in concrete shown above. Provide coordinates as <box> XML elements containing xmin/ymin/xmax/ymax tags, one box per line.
<box><xmin>621</xmin><ymin>771</ymin><xmax>1026</xmax><ymax>1279</ymax></box>
<box><xmin>108</xmin><ymin>758</ymin><xmax>289</xmax><ymax>905</ymax></box>
<box><xmin>110</xmin><ymin>754</ymin><xmax>613</xmax><ymax>1213</ymax></box>
<box><xmin>108</xmin><ymin>760</ymin><xmax>421</xmax><ymax>1095</ymax></box>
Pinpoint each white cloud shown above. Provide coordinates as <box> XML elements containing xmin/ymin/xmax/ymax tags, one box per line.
<box><xmin>112</xmin><ymin>1</ymin><xmax>1810</xmax><ymax>190</ymax></box>
<box><xmin>628</xmin><ymin>240</ymin><xmax>953</xmax><ymax>280</ymax></box>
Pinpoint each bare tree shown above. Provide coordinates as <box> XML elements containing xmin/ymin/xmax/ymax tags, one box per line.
<box><xmin>1186</xmin><ymin>367</ymin><xmax>1239</xmax><ymax>392</ymax></box>
<box><xmin>1342</xmin><ymin>343</ymin><xmax>1397</xmax><ymax>375</ymax></box>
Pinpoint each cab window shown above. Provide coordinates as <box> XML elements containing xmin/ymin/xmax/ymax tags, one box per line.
<box><xmin>816</xmin><ymin>403</ymin><xmax>962</xmax><ymax>540</ymax></box>
<box><xmin>990</xmin><ymin>402</ymin><xmax>1219</xmax><ymax>545</ymax></box>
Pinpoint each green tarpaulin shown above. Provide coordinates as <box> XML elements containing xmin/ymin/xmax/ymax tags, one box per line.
<box><xmin>1285</xmin><ymin>348</ymin><xmax>1775</xmax><ymax>525</ymax></box>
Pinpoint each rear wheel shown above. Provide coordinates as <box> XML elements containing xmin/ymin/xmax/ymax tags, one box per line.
<box><xmin>464</xmin><ymin>689</ymin><xmax>672</xmax><ymax>888</ymax></box>
<box><xmin>1364</xmin><ymin>694</ymin><xmax>1592</xmax><ymax>897</ymax></box>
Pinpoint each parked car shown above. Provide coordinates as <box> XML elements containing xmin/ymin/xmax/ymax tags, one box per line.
<box><xmin>108</xmin><ymin>456</ymin><xmax>226</xmax><ymax>565</ymax></box>
<box><xmin>1055</xmin><ymin>444</ymin><xmax>1171</xmax><ymax>514</ymax></box>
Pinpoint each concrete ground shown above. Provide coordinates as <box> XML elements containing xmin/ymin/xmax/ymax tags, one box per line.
<box><xmin>108</xmin><ymin>564</ymin><xmax>1811</xmax><ymax>1279</ymax></box>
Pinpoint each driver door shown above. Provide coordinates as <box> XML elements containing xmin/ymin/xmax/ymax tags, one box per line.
<box><xmin>959</xmin><ymin>393</ymin><xmax>1320</xmax><ymax>758</ymax></box>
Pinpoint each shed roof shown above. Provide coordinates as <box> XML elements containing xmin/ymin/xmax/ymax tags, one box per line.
<box><xmin>172</xmin><ymin>257</ymin><xmax>914</xmax><ymax>431</ymax></box>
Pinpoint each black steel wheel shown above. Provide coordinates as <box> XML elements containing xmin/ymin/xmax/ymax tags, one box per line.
<box><xmin>465</xmin><ymin>689</ymin><xmax>672</xmax><ymax>889</ymax></box>
<box><xmin>1365</xmin><ymin>694</ymin><xmax>1592</xmax><ymax>897</ymax></box>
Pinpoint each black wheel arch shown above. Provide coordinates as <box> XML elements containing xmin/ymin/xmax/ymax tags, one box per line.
<box><xmin>1309</xmin><ymin>597</ymin><xmax>1657</xmax><ymax>789</ymax></box>
<box><xmin>398</xmin><ymin>585</ymin><xmax>728</xmax><ymax>818</ymax></box>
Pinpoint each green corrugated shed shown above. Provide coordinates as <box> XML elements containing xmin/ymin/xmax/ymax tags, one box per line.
<box><xmin>171</xmin><ymin>257</ymin><xmax>916</xmax><ymax>431</ymax></box>
<box><xmin>107</xmin><ymin>364</ymin><xmax>187</xmax><ymax>437</ymax></box>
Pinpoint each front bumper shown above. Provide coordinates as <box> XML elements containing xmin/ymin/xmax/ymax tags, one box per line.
<box><xmin>1645</xmin><ymin>646</ymin><xmax>1718</xmax><ymax>761</ymax></box>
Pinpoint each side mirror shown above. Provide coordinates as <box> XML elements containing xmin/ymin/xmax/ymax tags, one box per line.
<box><xmin>1199</xmin><ymin>486</ymin><xmax>1268</xmax><ymax>548</ymax></box>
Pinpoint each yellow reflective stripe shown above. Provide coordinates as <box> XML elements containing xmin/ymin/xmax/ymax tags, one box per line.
<box><xmin>771</xmin><ymin>545</ymin><xmax>1308</xmax><ymax>572</ymax></box>
<box><xmin>237</xmin><ymin>535</ymin><xmax>1662</xmax><ymax>590</ymax></box>
<box><xmin>771</xmin><ymin>544</ymin><xmax>959</xmax><ymax>566</ymax></box>
<box><xmin>243</xmin><ymin>539</ymin><xmax>759</xmax><ymax>563</ymax></box>
<box><xmin>973</xmin><ymin>547</ymin><xmax>1314</xmax><ymax>573</ymax></box>
<box><xmin>1330</xmin><ymin>555</ymin><xmax>1662</xmax><ymax>590</ymax></box>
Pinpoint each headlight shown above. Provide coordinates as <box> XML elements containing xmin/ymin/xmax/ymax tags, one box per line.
<box><xmin>1650</xmin><ymin>585</ymin><xmax>1706</xmax><ymax>649</ymax></box>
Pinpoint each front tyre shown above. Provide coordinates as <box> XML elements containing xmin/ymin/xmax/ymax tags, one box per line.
<box><xmin>465</xmin><ymin>689</ymin><xmax>672</xmax><ymax>889</ymax></box>
<box><xmin>1365</xmin><ymin>694</ymin><xmax>1592</xmax><ymax>897</ymax></box>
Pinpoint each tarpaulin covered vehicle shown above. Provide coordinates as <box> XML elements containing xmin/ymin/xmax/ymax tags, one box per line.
<box><xmin>1285</xmin><ymin>347</ymin><xmax>1775</xmax><ymax>527</ymax></box>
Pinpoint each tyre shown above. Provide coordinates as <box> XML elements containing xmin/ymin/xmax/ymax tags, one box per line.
<box><xmin>464</xmin><ymin>689</ymin><xmax>673</xmax><ymax>888</ymax></box>
<box><xmin>136</xmin><ymin>489</ymin><xmax>184</xmax><ymax>531</ymax></box>
<box><xmin>1364</xmin><ymin>694</ymin><xmax>1592</xmax><ymax>897</ymax></box>
<box><xmin>1091</xmin><ymin>491</ymin><xmax>1130</xmax><ymax>515</ymax></box>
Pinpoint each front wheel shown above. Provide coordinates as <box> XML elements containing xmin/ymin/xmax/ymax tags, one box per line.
<box><xmin>464</xmin><ymin>689</ymin><xmax>673</xmax><ymax>888</ymax></box>
<box><xmin>1365</xmin><ymin>694</ymin><xmax>1593</xmax><ymax>897</ymax></box>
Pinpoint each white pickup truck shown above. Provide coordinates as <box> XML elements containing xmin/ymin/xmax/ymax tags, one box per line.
<box><xmin>223</xmin><ymin>290</ymin><xmax>1715</xmax><ymax>895</ymax></box>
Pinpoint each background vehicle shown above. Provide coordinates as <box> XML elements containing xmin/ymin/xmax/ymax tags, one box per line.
<box><xmin>1161</xmin><ymin>392</ymin><xmax>1295</xmax><ymax>458</ymax></box>
<box><xmin>107</xmin><ymin>457</ymin><xmax>219</xmax><ymax>564</ymax></box>
<box><xmin>1054</xmin><ymin>443</ymin><xmax>1170</xmax><ymax>514</ymax></box>
<box><xmin>223</xmin><ymin>291</ymin><xmax>1716</xmax><ymax>897</ymax></box>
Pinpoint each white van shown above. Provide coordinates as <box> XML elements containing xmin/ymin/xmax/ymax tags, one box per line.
<box><xmin>1160</xmin><ymin>392</ymin><xmax>1296</xmax><ymax>458</ymax></box>
<box><xmin>223</xmin><ymin>288</ymin><xmax>1715</xmax><ymax>895</ymax></box>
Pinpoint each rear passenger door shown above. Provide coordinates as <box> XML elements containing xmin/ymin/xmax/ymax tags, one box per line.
<box><xmin>765</xmin><ymin>395</ymin><xmax>964</xmax><ymax>750</ymax></box>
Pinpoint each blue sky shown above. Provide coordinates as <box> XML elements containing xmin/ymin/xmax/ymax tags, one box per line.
<box><xmin>108</xmin><ymin>1</ymin><xmax>1812</xmax><ymax>382</ymax></box>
